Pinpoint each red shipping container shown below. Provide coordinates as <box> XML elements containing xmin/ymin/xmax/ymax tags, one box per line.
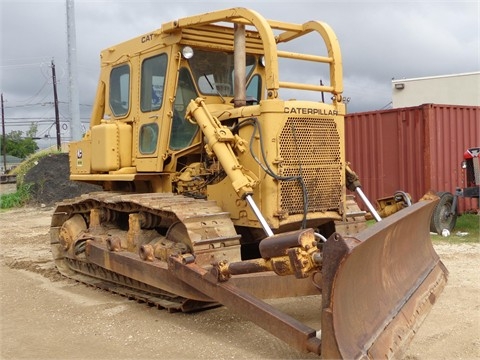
<box><xmin>345</xmin><ymin>104</ymin><xmax>479</xmax><ymax>213</ymax></box>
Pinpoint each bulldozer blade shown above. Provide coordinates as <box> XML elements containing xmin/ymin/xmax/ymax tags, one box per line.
<box><xmin>321</xmin><ymin>199</ymin><xmax>448</xmax><ymax>359</ymax></box>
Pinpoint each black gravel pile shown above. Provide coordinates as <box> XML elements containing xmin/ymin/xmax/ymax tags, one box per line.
<box><xmin>24</xmin><ymin>153</ymin><xmax>101</xmax><ymax>206</ymax></box>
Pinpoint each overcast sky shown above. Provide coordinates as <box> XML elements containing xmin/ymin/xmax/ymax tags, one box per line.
<box><xmin>1</xmin><ymin>0</ymin><xmax>479</xmax><ymax>147</ymax></box>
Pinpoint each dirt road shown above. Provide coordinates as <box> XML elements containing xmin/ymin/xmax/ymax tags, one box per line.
<box><xmin>0</xmin><ymin>207</ymin><xmax>478</xmax><ymax>359</ymax></box>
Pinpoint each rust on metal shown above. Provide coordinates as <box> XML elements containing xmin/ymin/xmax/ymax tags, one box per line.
<box><xmin>259</xmin><ymin>229</ymin><xmax>312</xmax><ymax>258</ymax></box>
<box><xmin>168</xmin><ymin>255</ymin><xmax>323</xmax><ymax>355</ymax></box>
<box><xmin>321</xmin><ymin>199</ymin><xmax>448</xmax><ymax>359</ymax></box>
<box><xmin>226</xmin><ymin>258</ymin><xmax>273</xmax><ymax>276</ymax></box>
<box><xmin>51</xmin><ymin>190</ymin><xmax>448</xmax><ymax>358</ymax></box>
<box><xmin>86</xmin><ymin>240</ymin><xmax>213</xmax><ymax>302</ymax></box>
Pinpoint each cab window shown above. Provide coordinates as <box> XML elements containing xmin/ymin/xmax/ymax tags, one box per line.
<box><xmin>169</xmin><ymin>68</ymin><xmax>199</xmax><ymax>150</ymax></box>
<box><xmin>139</xmin><ymin>123</ymin><xmax>159</xmax><ymax>154</ymax></box>
<box><xmin>141</xmin><ymin>54</ymin><xmax>167</xmax><ymax>112</ymax></box>
<box><xmin>189</xmin><ymin>49</ymin><xmax>256</xmax><ymax>97</ymax></box>
<box><xmin>246</xmin><ymin>74</ymin><xmax>262</xmax><ymax>103</ymax></box>
<box><xmin>109</xmin><ymin>64</ymin><xmax>130</xmax><ymax>117</ymax></box>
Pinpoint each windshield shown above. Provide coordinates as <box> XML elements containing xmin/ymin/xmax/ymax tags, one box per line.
<box><xmin>189</xmin><ymin>49</ymin><xmax>257</xmax><ymax>97</ymax></box>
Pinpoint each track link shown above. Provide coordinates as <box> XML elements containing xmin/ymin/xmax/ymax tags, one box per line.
<box><xmin>50</xmin><ymin>192</ymin><xmax>240</xmax><ymax>312</ymax></box>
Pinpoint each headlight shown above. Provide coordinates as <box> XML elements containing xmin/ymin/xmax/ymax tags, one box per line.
<box><xmin>182</xmin><ymin>46</ymin><xmax>194</xmax><ymax>59</ymax></box>
<box><xmin>259</xmin><ymin>56</ymin><xmax>266</xmax><ymax>67</ymax></box>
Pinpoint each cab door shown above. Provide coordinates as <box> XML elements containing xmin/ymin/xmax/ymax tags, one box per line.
<box><xmin>168</xmin><ymin>67</ymin><xmax>199</xmax><ymax>151</ymax></box>
<box><xmin>135</xmin><ymin>51</ymin><xmax>170</xmax><ymax>172</ymax></box>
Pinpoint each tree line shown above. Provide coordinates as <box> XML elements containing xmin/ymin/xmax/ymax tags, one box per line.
<box><xmin>1</xmin><ymin>123</ymin><xmax>39</xmax><ymax>159</ymax></box>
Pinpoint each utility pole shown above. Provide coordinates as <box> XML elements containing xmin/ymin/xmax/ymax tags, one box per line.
<box><xmin>51</xmin><ymin>60</ymin><xmax>62</xmax><ymax>150</ymax></box>
<box><xmin>66</xmin><ymin>0</ymin><xmax>82</xmax><ymax>141</ymax></box>
<box><xmin>320</xmin><ymin>80</ymin><xmax>325</xmax><ymax>103</ymax></box>
<box><xmin>1</xmin><ymin>93</ymin><xmax>6</xmax><ymax>173</ymax></box>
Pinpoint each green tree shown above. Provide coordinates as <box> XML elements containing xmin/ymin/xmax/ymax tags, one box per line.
<box><xmin>26</xmin><ymin>122</ymin><xmax>38</xmax><ymax>138</ymax></box>
<box><xmin>0</xmin><ymin>123</ymin><xmax>39</xmax><ymax>159</ymax></box>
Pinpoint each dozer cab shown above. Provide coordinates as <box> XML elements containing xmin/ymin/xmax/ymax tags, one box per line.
<box><xmin>51</xmin><ymin>8</ymin><xmax>447</xmax><ymax>358</ymax></box>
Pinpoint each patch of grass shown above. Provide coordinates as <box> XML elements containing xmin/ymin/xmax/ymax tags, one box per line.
<box><xmin>0</xmin><ymin>183</ymin><xmax>33</xmax><ymax>209</ymax></box>
<box><xmin>11</xmin><ymin>147</ymin><xmax>61</xmax><ymax>187</ymax></box>
<box><xmin>432</xmin><ymin>213</ymin><xmax>479</xmax><ymax>244</ymax></box>
<box><xmin>0</xmin><ymin>146</ymin><xmax>63</xmax><ymax>210</ymax></box>
<box><xmin>366</xmin><ymin>211</ymin><xmax>479</xmax><ymax>244</ymax></box>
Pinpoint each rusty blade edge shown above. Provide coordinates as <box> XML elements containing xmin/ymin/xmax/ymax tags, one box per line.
<box><xmin>330</xmin><ymin>199</ymin><xmax>447</xmax><ymax>359</ymax></box>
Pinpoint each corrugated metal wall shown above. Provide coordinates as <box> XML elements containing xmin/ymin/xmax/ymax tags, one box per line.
<box><xmin>345</xmin><ymin>104</ymin><xmax>479</xmax><ymax>213</ymax></box>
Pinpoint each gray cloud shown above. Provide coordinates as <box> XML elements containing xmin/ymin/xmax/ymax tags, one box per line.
<box><xmin>1</xmin><ymin>0</ymin><xmax>478</xmax><ymax>146</ymax></box>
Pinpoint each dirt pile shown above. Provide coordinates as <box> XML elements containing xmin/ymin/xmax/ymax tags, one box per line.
<box><xmin>23</xmin><ymin>153</ymin><xmax>101</xmax><ymax>206</ymax></box>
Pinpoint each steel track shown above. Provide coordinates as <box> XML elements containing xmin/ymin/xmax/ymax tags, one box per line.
<box><xmin>50</xmin><ymin>192</ymin><xmax>239</xmax><ymax>312</ymax></box>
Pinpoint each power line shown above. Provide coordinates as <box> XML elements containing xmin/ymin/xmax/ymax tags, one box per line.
<box><xmin>1</xmin><ymin>56</ymin><xmax>52</xmax><ymax>63</ymax></box>
<box><xmin>5</xmin><ymin>101</ymin><xmax>92</xmax><ymax>109</ymax></box>
<box><xmin>4</xmin><ymin>101</ymin><xmax>67</xmax><ymax>109</ymax></box>
<box><xmin>9</xmin><ymin>78</ymin><xmax>51</xmax><ymax>105</ymax></box>
<box><xmin>5</xmin><ymin>119</ymin><xmax>90</xmax><ymax>126</ymax></box>
<box><xmin>379</xmin><ymin>101</ymin><xmax>393</xmax><ymax>110</ymax></box>
<box><xmin>0</xmin><ymin>62</ymin><xmax>47</xmax><ymax>69</ymax></box>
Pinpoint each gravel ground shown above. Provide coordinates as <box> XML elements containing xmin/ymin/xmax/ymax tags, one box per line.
<box><xmin>1</xmin><ymin>154</ymin><xmax>478</xmax><ymax>359</ymax></box>
<box><xmin>0</xmin><ymin>206</ymin><xmax>478</xmax><ymax>360</ymax></box>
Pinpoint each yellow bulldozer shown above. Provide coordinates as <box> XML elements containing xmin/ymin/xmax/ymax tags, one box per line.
<box><xmin>51</xmin><ymin>8</ymin><xmax>448</xmax><ymax>358</ymax></box>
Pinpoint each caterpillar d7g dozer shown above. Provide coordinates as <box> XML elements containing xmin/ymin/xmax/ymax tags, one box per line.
<box><xmin>51</xmin><ymin>8</ymin><xmax>448</xmax><ymax>358</ymax></box>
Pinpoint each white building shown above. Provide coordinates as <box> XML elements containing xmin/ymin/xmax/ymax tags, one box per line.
<box><xmin>391</xmin><ymin>71</ymin><xmax>480</xmax><ymax>108</ymax></box>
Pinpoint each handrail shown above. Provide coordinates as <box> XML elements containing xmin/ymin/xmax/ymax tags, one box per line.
<box><xmin>161</xmin><ymin>7</ymin><xmax>343</xmax><ymax>100</ymax></box>
<box><xmin>277</xmin><ymin>51</ymin><xmax>333</xmax><ymax>64</ymax></box>
<box><xmin>279</xmin><ymin>82</ymin><xmax>334</xmax><ymax>93</ymax></box>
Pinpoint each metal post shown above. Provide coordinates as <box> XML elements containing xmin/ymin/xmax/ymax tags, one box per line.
<box><xmin>51</xmin><ymin>60</ymin><xmax>61</xmax><ymax>150</ymax></box>
<box><xmin>1</xmin><ymin>93</ymin><xmax>7</xmax><ymax>173</ymax></box>
<box><xmin>320</xmin><ymin>80</ymin><xmax>325</xmax><ymax>103</ymax></box>
<box><xmin>233</xmin><ymin>23</ymin><xmax>246</xmax><ymax>108</ymax></box>
<box><xmin>355</xmin><ymin>187</ymin><xmax>382</xmax><ymax>222</ymax></box>
<box><xmin>245</xmin><ymin>195</ymin><xmax>274</xmax><ymax>237</ymax></box>
<box><xmin>66</xmin><ymin>0</ymin><xmax>82</xmax><ymax>141</ymax></box>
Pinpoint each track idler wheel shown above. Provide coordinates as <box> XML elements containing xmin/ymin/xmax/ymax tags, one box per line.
<box><xmin>58</xmin><ymin>214</ymin><xmax>87</xmax><ymax>254</ymax></box>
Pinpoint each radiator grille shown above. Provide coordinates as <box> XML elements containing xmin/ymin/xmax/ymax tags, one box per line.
<box><xmin>279</xmin><ymin>117</ymin><xmax>342</xmax><ymax>214</ymax></box>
